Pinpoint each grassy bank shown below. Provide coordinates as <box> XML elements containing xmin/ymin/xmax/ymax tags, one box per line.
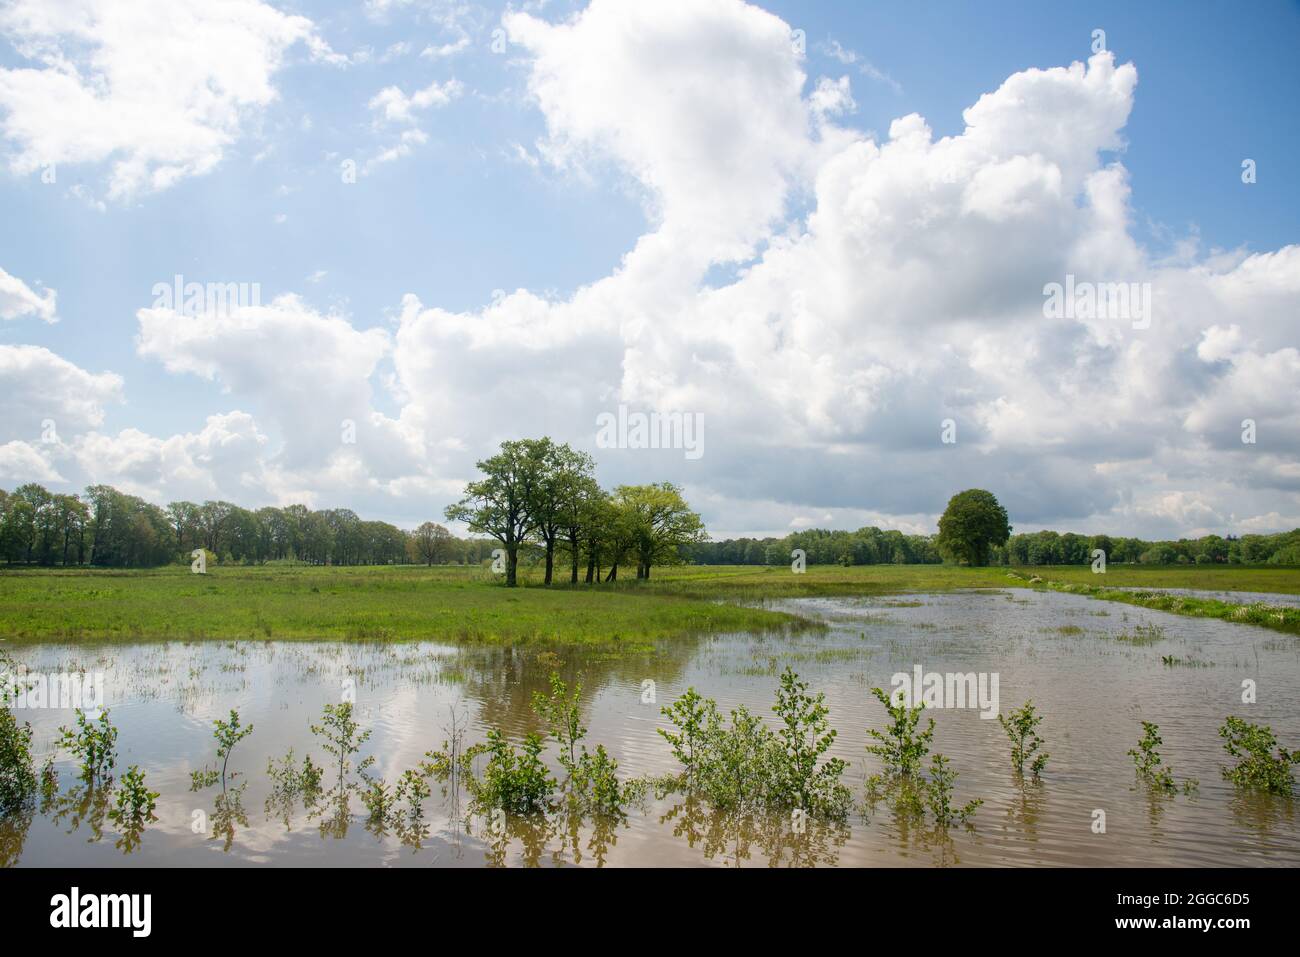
<box><xmin>1005</xmin><ymin>569</ymin><xmax>1300</xmax><ymax>634</ymax></box>
<box><xmin>1</xmin><ymin>562</ymin><xmax>1298</xmax><ymax>647</ymax></box>
<box><xmin>0</xmin><ymin>564</ymin><xmax>814</xmax><ymax>650</ymax></box>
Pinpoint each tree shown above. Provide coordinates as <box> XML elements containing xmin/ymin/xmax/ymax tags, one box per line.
<box><xmin>614</xmin><ymin>483</ymin><xmax>707</xmax><ymax>580</ymax></box>
<box><xmin>444</xmin><ymin>438</ymin><xmax>551</xmax><ymax>586</ymax></box>
<box><xmin>413</xmin><ymin>521</ymin><xmax>452</xmax><ymax>565</ymax></box>
<box><xmin>529</xmin><ymin>442</ymin><xmax>596</xmax><ymax>585</ymax></box>
<box><xmin>936</xmin><ymin>489</ymin><xmax>1010</xmax><ymax>567</ymax></box>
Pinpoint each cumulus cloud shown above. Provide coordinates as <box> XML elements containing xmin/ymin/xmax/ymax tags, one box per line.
<box><xmin>4</xmin><ymin>0</ymin><xmax>1298</xmax><ymax>539</ymax></box>
<box><xmin>0</xmin><ymin>344</ymin><xmax>123</xmax><ymax>434</ymax></box>
<box><xmin>0</xmin><ymin>0</ymin><xmax>321</xmax><ymax>198</ymax></box>
<box><xmin>0</xmin><ymin>266</ymin><xmax>56</xmax><ymax>322</ymax></box>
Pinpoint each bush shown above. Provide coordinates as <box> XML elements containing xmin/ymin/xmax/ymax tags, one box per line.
<box><xmin>1219</xmin><ymin>716</ymin><xmax>1299</xmax><ymax>794</ymax></box>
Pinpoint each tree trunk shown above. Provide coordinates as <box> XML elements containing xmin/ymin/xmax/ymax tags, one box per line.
<box><xmin>605</xmin><ymin>563</ymin><xmax>618</xmax><ymax>582</ymax></box>
<box><xmin>544</xmin><ymin>539</ymin><xmax>554</xmax><ymax>585</ymax></box>
<box><xmin>506</xmin><ymin>545</ymin><xmax>518</xmax><ymax>587</ymax></box>
<box><xmin>585</xmin><ymin>555</ymin><xmax>595</xmax><ymax>584</ymax></box>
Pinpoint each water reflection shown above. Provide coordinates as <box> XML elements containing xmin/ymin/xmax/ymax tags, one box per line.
<box><xmin>3</xmin><ymin>588</ymin><xmax>1299</xmax><ymax>866</ymax></box>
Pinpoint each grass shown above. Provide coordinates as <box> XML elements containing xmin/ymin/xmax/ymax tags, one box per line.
<box><xmin>1</xmin><ymin>561</ymin><xmax>1298</xmax><ymax>648</ymax></box>
<box><xmin>1006</xmin><ymin>569</ymin><xmax>1300</xmax><ymax>634</ymax></box>
<box><xmin>0</xmin><ymin>563</ymin><xmax>811</xmax><ymax>651</ymax></box>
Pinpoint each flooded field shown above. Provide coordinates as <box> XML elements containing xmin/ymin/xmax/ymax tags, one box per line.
<box><xmin>4</xmin><ymin>588</ymin><xmax>1298</xmax><ymax>867</ymax></box>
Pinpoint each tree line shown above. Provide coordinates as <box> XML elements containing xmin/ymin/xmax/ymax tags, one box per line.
<box><xmin>0</xmin><ymin>483</ymin><xmax>494</xmax><ymax>569</ymax></box>
<box><xmin>0</xmin><ymin>437</ymin><xmax>707</xmax><ymax>580</ymax></box>
<box><xmin>695</xmin><ymin>526</ymin><xmax>1300</xmax><ymax>567</ymax></box>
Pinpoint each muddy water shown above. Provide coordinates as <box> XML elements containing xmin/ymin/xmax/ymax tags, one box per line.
<box><xmin>3</xmin><ymin>589</ymin><xmax>1298</xmax><ymax>867</ymax></box>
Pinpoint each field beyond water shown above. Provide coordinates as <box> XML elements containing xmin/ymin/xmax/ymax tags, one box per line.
<box><xmin>1</xmin><ymin>562</ymin><xmax>1298</xmax><ymax>648</ymax></box>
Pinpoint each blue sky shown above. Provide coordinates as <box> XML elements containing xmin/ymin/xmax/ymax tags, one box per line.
<box><xmin>2</xmin><ymin>0</ymin><xmax>1298</xmax><ymax>538</ymax></box>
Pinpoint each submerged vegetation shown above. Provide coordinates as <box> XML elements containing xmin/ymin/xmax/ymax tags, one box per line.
<box><xmin>1128</xmin><ymin>721</ymin><xmax>1197</xmax><ymax>796</ymax></box>
<box><xmin>4</xmin><ymin>652</ymin><xmax>1300</xmax><ymax>863</ymax></box>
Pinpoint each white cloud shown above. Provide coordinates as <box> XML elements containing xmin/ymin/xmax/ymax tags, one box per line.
<box><xmin>0</xmin><ymin>344</ymin><xmax>123</xmax><ymax>434</ymax></box>
<box><xmin>368</xmin><ymin>79</ymin><xmax>463</xmax><ymax>125</ymax></box>
<box><xmin>0</xmin><ymin>266</ymin><xmax>56</xmax><ymax>322</ymax></box>
<box><xmin>0</xmin><ymin>0</ymin><xmax>321</xmax><ymax>199</ymax></box>
<box><xmin>6</xmin><ymin>0</ymin><xmax>1298</xmax><ymax>539</ymax></box>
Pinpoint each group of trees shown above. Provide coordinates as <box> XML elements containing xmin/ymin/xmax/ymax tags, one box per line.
<box><xmin>690</xmin><ymin>527</ymin><xmax>942</xmax><ymax>566</ymax></box>
<box><xmin>997</xmin><ymin>529</ymin><xmax>1300</xmax><ymax>567</ymax></box>
<box><xmin>5</xmin><ymin>476</ymin><xmax>1298</xmax><ymax>573</ymax></box>
<box><xmin>0</xmin><ymin>483</ymin><xmax>492</xmax><ymax>569</ymax></box>
<box><xmin>445</xmin><ymin>437</ymin><xmax>705</xmax><ymax>586</ymax></box>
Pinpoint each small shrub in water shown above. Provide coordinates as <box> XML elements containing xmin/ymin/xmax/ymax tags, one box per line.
<box><xmin>1127</xmin><ymin>721</ymin><xmax>1197</xmax><ymax>795</ymax></box>
<box><xmin>925</xmin><ymin>753</ymin><xmax>982</xmax><ymax>827</ymax></box>
<box><xmin>57</xmin><ymin>709</ymin><xmax>118</xmax><ymax>783</ymax></box>
<box><xmin>310</xmin><ymin>702</ymin><xmax>374</xmax><ymax>795</ymax></box>
<box><xmin>1219</xmin><ymin>716</ymin><xmax>1299</xmax><ymax>794</ymax></box>
<box><xmin>998</xmin><ymin>701</ymin><xmax>1049</xmax><ymax>777</ymax></box>
<box><xmin>471</xmin><ymin>728</ymin><xmax>554</xmax><ymax>814</ymax></box>
<box><xmin>108</xmin><ymin>765</ymin><xmax>158</xmax><ymax>824</ymax></box>
<box><xmin>770</xmin><ymin>667</ymin><xmax>850</xmax><ymax>817</ymax></box>
<box><xmin>0</xmin><ymin>661</ymin><xmax>36</xmax><ymax>811</ymax></box>
<box><xmin>532</xmin><ymin>672</ymin><xmax>586</xmax><ymax>775</ymax></box>
<box><xmin>865</xmin><ymin>686</ymin><xmax>933</xmax><ymax>779</ymax></box>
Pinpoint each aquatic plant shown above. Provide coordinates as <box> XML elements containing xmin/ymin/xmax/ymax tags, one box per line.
<box><xmin>865</xmin><ymin>686</ymin><xmax>933</xmax><ymax>779</ymax></box>
<box><xmin>998</xmin><ymin>701</ymin><xmax>1049</xmax><ymax>776</ymax></box>
<box><xmin>310</xmin><ymin>702</ymin><xmax>374</xmax><ymax>795</ymax></box>
<box><xmin>658</xmin><ymin>671</ymin><xmax>850</xmax><ymax>819</ymax></box>
<box><xmin>770</xmin><ymin>667</ymin><xmax>850</xmax><ymax>817</ymax></box>
<box><xmin>470</xmin><ymin>728</ymin><xmax>554</xmax><ymax>814</ymax></box>
<box><xmin>213</xmin><ymin>710</ymin><xmax>253</xmax><ymax>787</ymax></box>
<box><xmin>532</xmin><ymin>671</ymin><xmax>586</xmax><ymax>774</ymax></box>
<box><xmin>1218</xmin><ymin>716</ymin><xmax>1299</xmax><ymax>794</ymax></box>
<box><xmin>1127</xmin><ymin>721</ymin><xmax>1196</xmax><ymax>795</ymax></box>
<box><xmin>267</xmin><ymin>748</ymin><xmax>323</xmax><ymax>799</ymax></box>
<box><xmin>658</xmin><ymin>687</ymin><xmax>719</xmax><ymax>786</ymax></box>
<box><xmin>925</xmin><ymin>753</ymin><xmax>982</xmax><ymax>826</ymax></box>
<box><xmin>109</xmin><ymin>765</ymin><xmax>158</xmax><ymax>823</ymax></box>
<box><xmin>57</xmin><ymin>709</ymin><xmax>118</xmax><ymax>784</ymax></box>
<box><xmin>0</xmin><ymin>654</ymin><xmax>36</xmax><ymax>812</ymax></box>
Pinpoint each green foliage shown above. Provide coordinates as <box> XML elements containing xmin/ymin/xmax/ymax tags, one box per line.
<box><xmin>569</xmin><ymin>744</ymin><xmax>625</xmax><ymax>815</ymax></box>
<box><xmin>865</xmin><ymin>686</ymin><xmax>933</xmax><ymax>778</ymax></box>
<box><xmin>213</xmin><ymin>710</ymin><xmax>253</xmax><ymax>785</ymax></box>
<box><xmin>658</xmin><ymin>687</ymin><xmax>718</xmax><ymax>785</ymax></box>
<box><xmin>925</xmin><ymin>753</ymin><xmax>982</xmax><ymax>827</ymax></box>
<box><xmin>1218</xmin><ymin>716</ymin><xmax>1299</xmax><ymax>794</ymax></box>
<box><xmin>191</xmin><ymin>709</ymin><xmax>254</xmax><ymax>790</ymax></box>
<box><xmin>471</xmin><ymin>728</ymin><xmax>554</xmax><ymax>814</ymax></box>
<box><xmin>658</xmin><ymin>672</ymin><xmax>850</xmax><ymax>819</ymax></box>
<box><xmin>936</xmin><ymin>489</ymin><xmax>1011</xmax><ymax>567</ymax></box>
<box><xmin>267</xmin><ymin>748</ymin><xmax>322</xmax><ymax>799</ymax></box>
<box><xmin>1128</xmin><ymin>721</ymin><xmax>1196</xmax><ymax>795</ymax></box>
<box><xmin>0</xmin><ymin>653</ymin><xmax>37</xmax><ymax>812</ymax></box>
<box><xmin>108</xmin><ymin>765</ymin><xmax>158</xmax><ymax>823</ymax></box>
<box><xmin>395</xmin><ymin>768</ymin><xmax>431</xmax><ymax>818</ymax></box>
<box><xmin>998</xmin><ymin>700</ymin><xmax>1049</xmax><ymax>776</ymax></box>
<box><xmin>770</xmin><ymin>667</ymin><xmax>851</xmax><ymax>816</ymax></box>
<box><xmin>57</xmin><ymin>708</ymin><xmax>118</xmax><ymax>783</ymax></box>
<box><xmin>309</xmin><ymin>702</ymin><xmax>374</xmax><ymax>794</ymax></box>
<box><xmin>361</xmin><ymin>778</ymin><xmax>395</xmax><ymax>822</ymax></box>
<box><xmin>532</xmin><ymin>671</ymin><xmax>586</xmax><ymax>774</ymax></box>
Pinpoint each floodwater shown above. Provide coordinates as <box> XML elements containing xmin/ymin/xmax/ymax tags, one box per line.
<box><xmin>1104</xmin><ymin>586</ymin><xmax>1300</xmax><ymax>608</ymax></box>
<box><xmin>3</xmin><ymin>588</ymin><xmax>1298</xmax><ymax>867</ymax></box>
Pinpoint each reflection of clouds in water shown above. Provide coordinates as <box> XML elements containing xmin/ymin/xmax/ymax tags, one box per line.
<box><xmin>6</xmin><ymin>589</ymin><xmax>1300</xmax><ymax>866</ymax></box>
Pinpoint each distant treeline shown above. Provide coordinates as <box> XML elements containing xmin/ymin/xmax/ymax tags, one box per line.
<box><xmin>0</xmin><ymin>483</ymin><xmax>495</xmax><ymax>568</ymax></box>
<box><xmin>4</xmin><ymin>481</ymin><xmax>1298</xmax><ymax>570</ymax></box>
<box><xmin>691</xmin><ymin>526</ymin><xmax>1300</xmax><ymax>567</ymax></box>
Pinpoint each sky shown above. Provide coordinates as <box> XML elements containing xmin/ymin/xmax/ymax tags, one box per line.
<box><xmin>1</xmin><ymin>0</ymin><xmax>1298</xmax><ymax>541</ymax></box>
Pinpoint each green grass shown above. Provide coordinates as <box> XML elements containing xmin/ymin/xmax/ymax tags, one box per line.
<box><xmin>0</xmin><ymin>563</ymin><xmax>811</xmax><ymax>651</ymax></box>
<box><xmin>1005</xmin><ymin>569</ymin><xmax>1300</xmax><ymax>634</ymax></box>
<box><xmin>1</xmin><ymin>561</ymin><xmax>1297</xmax><ymax>648</ymax></box>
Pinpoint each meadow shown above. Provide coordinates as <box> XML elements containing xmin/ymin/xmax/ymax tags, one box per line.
<box><xmin>1</xmin><ymin>562</ymin><xmax>1298</xmax><ymax>649</ymax></box>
